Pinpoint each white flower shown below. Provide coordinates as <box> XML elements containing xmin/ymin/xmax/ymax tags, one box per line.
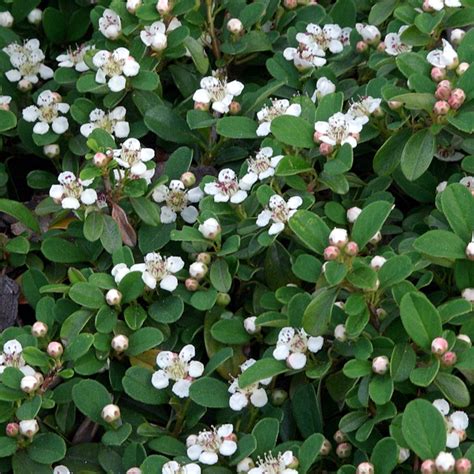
<box><xmin>334</xmin><ymin>324</ymin><xmax>347</xmax><ymax>342</ymax></box>
<box><xmin>80</xmin><ymin>106</ymin><xmax>129</xmax><ymax>138</ymax></box>
<box><xmin>329</xmin><ymin>227</ymin><xmax>349</xmax><ymax>247</ymax></box>
<box><xmin>273</xmin><ymin>327</ymin><xmax>324</xmax><ymax>369</ymax></box>
<box><xmin>111</xmin><ymin>263</ymin><xmax>131</xmax><ymax>284</ymax></box>
<box><xmin>127</xmin><ymin>0</ymin><xmax>142</xmax><ymax>13</ymax></box>
<box><xmin>248</xmin><ymin>451</ymin><xmax>298</xmax><ymax>474</ymax></box>
<box><xmin>256</xmin><ymin>195</ymin><xmax>302</xmax><ymax>235</ymax></box>
<box><xmin>433</xmin><ymin>399</ymin><xmax>469</xmax><ymax>448</ymax></box>
<box><xmin>244</xmin><ymin>316</ymin><xmax>259</xmax><ymax>334</ymax></box>
<box><xmin>240</xmin><ymin>147</ymin><xmax>284</xmax><ymax>189</ymax></box>
<box><xmin>256</xmin><ymin>99</ymin><xmax>302</xmax><ymax>136</ymax></box>
<box><xmin>193</xmin><ymin>72</ymin><xmax>244</xmax><ymax>114</ymax></box>
<box><xmin>311</xmin><ymin>77</ymin><xmax>336</xmax><ymax>102</ymax></box>
<box><xmin>370</xmin><ymin>256</ymin><xmax>386</xmax><ymax>270</ymax></box>
<box><xmin>428</xmin><ymin>0</ymin><xmax>461</xmax><ymax>10</ymax></box>
<box><xmin>427</xmin><ymin>39</ymin><xmax>458</xmax><ymax>69</ymax></box>
<box><xmin>162</xmin><ymin>461</ymin><xmax>201</xmax><ymax>474</ymax></box>
<box><xmin>460</xmin><ymin>176</ymin><xmax>474</xmax><ymax>189</ymax></box>
<box><xmin>22</xmin><ymin>90</ymin><xmax>69</xmax><ymax>135</ymax></box>
<box><xmin>157</xmin><ymin>0</ymin><xmax>171</xmax><ymax>15</ymax></box>
<box><xmin>204</xmin><ymin>168</ymin><xmax>247</xmax><ymax>203</ymax></box>
<box><xmin>462</xmin><ymin>288</ymin><xmax>474</xmax><ymax>303</ymax></box>
<box><xmin>450</xmin><ymin>28</ymin><xmax>465</xmax><ymax>45</ymax></box>
<box><xmin>133</xmin><ymin>252</ymin><xmax>184</xmax><ymax>291</ymax></box>
<box><xmin>346</xmin><ymin>96</ymin><xmax>382</xmax><ymax>125</ymax></box>
<box><xmin>27</xmin><ymin>8</ymin><xmax>42</xmax><ymax>25</ymax></box>
<box><xmin>314</xmin><ymin>112</ymin><xmax>363</xmax><ymax>148</ymax></box>
<box><xmin>3</xmin><ymin>39</ymin><xmax>54</xmax><ymax>85</ymax></box>
<box><xmin>99</xmin><ymin>9</ymin><xmax>122</xmax><ymax>40</ymax></box>
<box><xmin>49</xmin><ymin>171</ymin><xmax>97</xmax><ymax>210</ymax></box>
<box><xmin>113</xmin><ymin>138</ymin><xmax>155</xmax><ymax>178</ymax></box>
<box><xmin>21</xmin><ymin>375</ymin><xmax>38</xmax><ymax>393</ymax></box>
<box><xmin>186</xmin><ymin>424</ymin><xmax>237</xmax><ymax>465</ymax></box>
<box><xmin>53</xmin><ymin>466</ymin><xmax>71</xmax><ymax>474</ymax></box>
<box><xmin>384</xmin><ymin>26</ymin><xmax>412</xmax><ymax>56</ymax></box>
<box><xmin>0</xmin><ymin>11</ymin><xmax>14</xmax><ymax>27</ymax></box>
<box><xmin>19</xmin><ymin>419</ymin><xmax>39</xmax><ymax>438</ymax></box>
<box><xmin>198</xmin><ymin>218</ymin><xmax>221</xmax><ymax>240</ymax></box>
<box><xmin>436</xmin><ymin>181</ymin><xmax>448</xmax><ymax>193</ymax></box>
<box><xmin>229</xmin><ymin>359</ymin><xmax>271</xmax><ymax>411</ymax></box>
<box><xmin>152</xmin><ymin>180</ymin><xmax>203</xmax><ymax>224</ymax></box>
<box><xmin>93</xmin><ymin>48</ymin><xmax>140</xmax><ymax>92</ymax></box>
<box><xmin>151</xmin><ymin>344</ymin><xmax>204</xmax><ymax>398</ymax></box>
<box><xmin>347</xmin><ymin>206</ymin><xmax>362</xmax><ymax>223</ymax></box>
<box><xmin>140</xmin><ymin>20</ymin><xmax>180</xmax><ymax>51</ymax></box>
<box><xmin>0</xmin><ymin>340</ymin><xmax>34</xmax><ymax>376</ymax></box>
<box><xmin>355</xmin><ymin>23</ymin><xmax>381</xmax><ymax>45</ymax></box>
<box><xmin>435</xmin><ymin>452</ymin><xmax>456</xmax><ymax>473</ymax></box>
<box><xmin>56</xmin><ymin>44</ymin><xmax>92</xmax><ymax>72</ymax></box>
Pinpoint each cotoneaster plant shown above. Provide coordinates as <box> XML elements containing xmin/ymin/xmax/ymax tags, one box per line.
<box><xmin>0</xmin><ymin>0</ymin><xmax>473</xmax><ymax>473</ymax></box>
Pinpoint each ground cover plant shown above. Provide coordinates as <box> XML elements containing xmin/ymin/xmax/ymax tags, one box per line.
<box><xmin>0</xmin><ymin>0</ymin><xmax>474</xmax><ymax>472</ymax></box>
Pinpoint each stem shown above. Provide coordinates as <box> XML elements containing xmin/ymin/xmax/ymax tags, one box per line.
<box><xmin>172</xmin><ymin>398</ymin><xmax>191</xmax><ymax>437</ymax></box>
<box><xmin>206</xmin><ymin>0</ymin><xmax>221</xmax><ymax>60</ymax></box>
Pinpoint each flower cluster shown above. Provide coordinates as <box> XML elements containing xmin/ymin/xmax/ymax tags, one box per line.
<box><xmin>49</xmin><ymin>172</ymin><xmax>97</xmax><ymax>210</ymax></box>
<box><xmin>93</xmin><ymin>48</ymin><xmax>140</xmax><ymax>92</ymax></box>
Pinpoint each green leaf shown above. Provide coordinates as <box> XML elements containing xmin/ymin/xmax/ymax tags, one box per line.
<box><xmin>413</xmin><ymin>229</ymin><xmax>467</xmax><ymax>260</ymax></box>
<box><xmin>351</xmin><ymin>201</ymin><xmax>393</xmax><ymax>248</ymax></box>
<box><xmin>216</xmin><ymin>116</ymin><xmax>257</xmax><ymax>139</ymax></box>
<box><xmin>43</xmin><ymin>7</ymin><xmax>66</xmax><ymax>43</ymax></box>
<box><xmin>440</xmin><ymin>183</ymin><xmax>474</xmax><ymax>242</ymax></box>
<box><xmin>369</xmin><ymin>375</ymin><xmax>394</xmax><ymax>404</ymax></box>
<box><xmin>144</xmin><ymin>106</ymin><xmax>196</xmax><ymax>145</ymax></box>
<box><xmin>83</xmin><ymin>212</ymin><xmax>104</xmax><ymax>242</ymax></box>
<box><xmin>400</xmin><ymin>129</ymin><xmax>436</xmax><ymax>181</ymax></box>
<box><xmin>276</xmin><ymin>156</ymin><xmax>313</xmax><ymax>176</ymax></box>
<box><xmin>371</xmin><ymin>438</ymin><xmax>399</xmax><ymax>474</ymax></box>
<box><xmin>126</xmin><ymin>328</ymin><xmax>164</xmax><ymax>356</ymax></box>
<box><xmin>330</xmin><ymin>0</ymin><xmax>356</xmax><ymax>26</ymax></box>
<box><xmin>0</xmin><ymin>436</ymin><xmax>17</xmax><ymax>457</ymax></box>
<box><xmin>149</xmin><ymin>295</ymin><xmax>184</xmax><ymax>323</ymax></box>
<box><xmin>0</xmin><ymin>109</ymin><xmax>17</xmax><ymax>133</ymax></box>
<box><xmin>390</xmin><ymin>343</ymin><xmax>416</xmax><ymax>382</ymax></box>
<box><xmin>211</xmin><ymin>319</ymin><xmax>250</xmax><ymax>345</ymax></box>
<box><xmin>288</xmin><ymin>210</ymin><xmax>330</xmax><ymax>254</ymax></box>
<box><xmin>101</xmin><ymin>215</ymin><xmax>122</xmax><ymax>254</ymax></box>
<box><xmin>164</xmin><ymin>147</ymin><xmax>193</xmax><ymax>180</ymax></box>
<box><xmin>189</xmin><ymin>377</ymin><xmax>229</xmax><ymax>408</ymax></box>
<box><xmin>271</xmin><ymin>115</ymin><xmax>314</xmax><ymax>148</ymax></box>
<box><xmin>401</xmin><ymin>399</ymin><xmax>446</xmax><ymax>459</ymax></box>
<box><xmin>0</xmin><ymin>199</ymin><xmax>40</xmax><ymax>233</ymax></box>
<box><xmin>118</xmin><ymin>271</ymin><xmax>145</xmax><ymax>304</ymax></box>
<box><xmin>16</xmin><ymin>395</ymin><xmax>42</xmax><ymax>421</ymax></box>
<box><xmin>72</xmin><ymin>380</ymin><xmax>112</xmax><ymax>425</ymax></box>
<box><xmin>210</xmin><ymin>259</ymin><xmax>232</xmax><ymax>293</ymax></box>
<box><xmin>434</xmin><ymin>372</ymin><xmax>470</xmax><ymax>408</ymax></box>
<box><xmin>27</xmin><ymin>433</ymin><xmax>66</xmax><ymax>464</ymax></box>
<box><xmin>369</xmin><ymin>0</ymin><xmax>396</xmax><ymax>24</ymax></box>
<box><xmin>183</xmin><ymin>36</ymin><xmax>209</xmax><ymax>74</ymax></box>
<box><xmin>69</xmin><ymin>282</ymin><xmax>104</xmax><ymax>309</ymax></box>
<box><xmin>400</xmin><ymin>292</ymin><xmax>442</xmax><ymax>350</ymax></box>
<box><xmin>373</xmin><ymin>128</ymin><xmax>411</xmax><ymax>176</ymax></box>
<box><xmin>123</xmin><ymin>367</ymin><xmax>168</xmax><ymax>405</ymax></box>
<box><xmin>298</xmin><ymin>433</ymin><xmax>324</xmax><ymax>474</ymax></box>
<box><xmin>378</xmin><ymin>255</ymin><xmax>413</xmax><ymax>288</ymax></box>
<box><xmin>238</xmin><ymin>358</ymin><xmax>287</xmax><ymax>388</ymax></box>
<box><xmin>252</xmin><ymin>418</ymin><xmax>279</xmax><ymax>457</ymax></box>
<box><xmin>303</xmin><ymin>287</ymin><xmax>338</xmax><ymax>336</ymax></box>
<box><xmin>315</xmin><ymin>92</ymin><xmax>344</xmax><ymax>121</ymax></box>
<box><xmin>448</xmin><ymin>111</ymin><xmax>474</xmax><ymax>133</ymax></box>
<box><xmin>130</xmin><ymin>197</ymin><xmax>161</xmax><ymax>226</ymax></box>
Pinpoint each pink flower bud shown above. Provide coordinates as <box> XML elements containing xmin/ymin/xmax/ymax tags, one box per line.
<box><xmin>431</xmin><ymin>67</ymin><xmax>446</xmax><ymax>82</ymax></box>
<box><xmin>372</xmin><ymin>355</ymin><xmax>389</xmax><ymax>375</ymax></box>
<box><xmin>377</xmin><ymin>42</ymin><xmax>386</xmax><ymax>52</ymax></box>
<box><xmin>47</xmin><ymin>341</ymin><xmax>63</xmax><ymax>358</ymax></box>
<box><xmin>185</xmin><ymin>278</ymin><xmax>199</xmax><ymax>292</ymax></box>
<box><xmin>156</xmin><ymin>0</ymin><xmax>171</xmax><ymax>15</ymax></box>
<box><xmin>319</xmin><ymin>142</ymin><xmax>334</xmax><ymax>156</ymax></box>
<box><xmin>435</xmin><ymin>83</ymin><xmax>451</xmax><ymax>100</ymax></box>
<box><xmin>356</xmin><ymin>462</ymin><xmax>375</xmax><ymax>474</ymax></box>
<box><xmin>431</xmin><ymin>337</ymin><xmax>448</xmax><ymax>356</ymax></box>
<box><xmin>421</xmin><ymin>459</ymin><xmax>437</xmax><ymax>474</ymax></box>
<box><xmin>18</xmin><ymin>79</ymin><xmax>33</xmax><ymax>92</ymax></box>
<box><xmin>324</xmin><ymin>245</ymin><xmax>340</xmax><ymax>261</ymax></box>
<box><xmin>320</xmin><ymin>439</ymin><xmax>332</xmax><ymax>455</ymax></box>
<box><xmin>313</xmin><ymin>131</ymin><xmax>323</xmax><ymax>143</ymax></box>
<box><xmin>31</xmin><ymin>321</ymin><xmax>48</xmax><ymax>338</ymax></box>
<box><xmin>345</xmin><ymin>241</ymin><xmax>359</xmax><ymax>256</ymax></box>
<box><xmin>333</xmin><ymin>430</ymin><xmax>347</xmax><ymax>443</ymax></box>
<box><xmin>93</xmin><ymin>152</ymin><xmax>110</xmax><ymax>167</ymax></box>
<box><xmin>451</xmin><ymin>87</ymin><xmax>466</xmax><ymax>104</ymax></box>
<box><xmin>6</xmin><ymin>422</ymin><xmax>19</xmax><ymax>437</ymax></box>
<box><xmin>126</xmin><ymin>468</ymin><xmax>142</xmax><ymax>474</ymax></box>
<box><xmin>422</xmin><ymin>0</ymin><xmax>434</xmax><ymax>11</ymax></box>
<box><xmin>455</xmin><ymin>458</ymin><xmax>472</xmax><ymax>474</ymax></box>
<box><xmin>356</xmin><ymin>41</ymin><xmax>368</xmax><ymax>53</ymax></box>
<box><xmin>111</xmin><ymin>335</ymin><xmax>129</xmax><ymax>353</ymax></box>
<box><xmin>336</xmin><ymin>442</ymin><xmax>352</xmax><ymax>459</ymax></box>
<box><xmin>180</xmin><ymin>171</ymin><xmax>196</xmax><ymax>187</ymax></box>
<box><xmin>441</xmin><ymin>351</ymin><xmax>457</xmax><ymax>367</ymax></box>
<box><xmin>433</xmin><ymin>100</ymin><xmax>450</xmax><ymax>115</ymax></box>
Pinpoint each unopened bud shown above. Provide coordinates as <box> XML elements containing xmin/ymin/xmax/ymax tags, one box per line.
<box><xmin>189</xmin><ymin>261</ymin><xmax>208</xmax><ymax>280</ymax></box>
<box><xmin>319</xmin><ymin>142</ymin><xmax>334</xmax><ymax>156</ymax></box>
<box><xmin>434</xmin><ymin>100</ymin><xmax>450</xmax><ymax>115</ymax></box>
<box><xmin>31</xmin><ymin>321</ymin><xmax>48</xmax><ymax>338</ymax></box>
<box><xmin>227</xmin><ymin>18</ymin><xmax>244</xmax><ymax>35</ymax></box>
<box><xmin>111</xmin><ymin>335</ymin><xmax>129</xmax><ymax>353</ymax></box>
<box><xmin>156</xmin><ymin>0</ymin><xmax>171</xmax><ymax>15</ymax></box>
<box><xmin>436</xmin><ymin>452</ymin><xmax>456</xmax><ymax>473</ymax></box>
<box><xmin>398</xmin><ymin>447</ymin><xmax>410</xmax><ymax>464</ymax></box>
<box><xmin>229</xmin><ymin>101</ymin><xmax>241</xmax><ymax>115</ymax></box>
<box><xmin>431</xmin><ymin>67</ymin><xmax>446</xmax><ymax>82</ymax></box>
<box><xmin>345</xmin><ymin>241</ymin><xmax>359</xmax><ymax>256</ymax></box>
<box><xmin>180</xmin><ymin>171</ymin><xmax>196</xmax><ymax>187</ymax></box>
<box><xmin>244</xmin><ymin>316</ymin><xmax>260</xmax><ymax>335</ymax></box>
<box><xmin>19</xmin><ymin>419</ymin><xmax>39</xmax><ymax>438</ymax></box>
<box><xmin>455</xmin><ymin>458</ymin><xmax>472</xmax><ymax>474</ymax></box>
<box><xmin>377</xmin><ymin>42</ymin><xmax>386</xmax><ymax>52</ymax></box>
<box><xmin>441</xmin><ymin>350</ymin><xmax>457</xmax><ymax>367</ymax></box>
<box><xmin>450</xmin><ymin>28</ymin><xmax>466</xmax><ymax>46</ymax></box>
<box><xmin>356</xmin><ymin>462</ymin><xmax>375</xmax><ymax>474</ymax></box>
<box><xmin>422</xmin><ymin>0</ymin><xmax>434</xmax><ymax>11</ymax></box>
<box><xmin>93</xmin><ymin>152</ymin><xmax>110</xmax><ymax>167</ymax></box>
<box><xmin>6</xmin><ymin>422</ymin><xmax>19</xmax><ymax>437</ymax></box>
<box><xmin>102</xmin><ymin>404</ymin><xmax>121</xmax><ymax>423</ymax></box>
<box><xmin>356</xmin><ymin>41</ymin><xmax>368</xmax><ymax>53</ymax></box>
<box><xmin>329</xmin><ymin>228</ymin><xmax>349</xmax><ymax>248</ymax></box>
<box><xmin>313</xmin><ymin>131</ymin><xmax>323</xmax><ymax>143</ymax></box>
<box><xmin>324</xmin><ymin>245</ymin><xmax>340</xmax><ymax>261</ymax></box>
<box><xmin>196</xmin><ymin>252</ymin><xmax>211</xmax><ymax>264</ymax></box>
<box><xmin>194</xmin><ymin>101</ymin><xmax>209</xmax><ymax>111</ymax></box>
<box><xmin>319</xmin><ymin>439</ymin><xmax>332</xmax><ymax>456</ymax></box>
<box><xmin>126</xmin><ymin>468</ymin><xmax>142</xmax><ymax>474</ymax></box>
<box><xmin>346</xmin><ymin>206</ymin><xmax>362</xmax><ymax>223</ymax></box>
<box><xmin>388</xmin><ymin>100</ymin><xmax>402</xmax><ymax>110</ymax></box>
<box><xmin>21</xmin><ymin>375</ymin><xmax>39</xmax><ymax>393</ymax></box>
<box><xmin>216</xmin><ymin>292</ymin><xmax>231</xmax><ymax>306</ymax></box>
<box><xmin>372</xmin><ymin>355</ymin><xmax>389</xmax><ymax>375</ymax></box>
<box><xmin>237</xmin><ymin>458</ymin><xmax>255</xmax><ymax>473</ymax></box>
<box><xmin>106</xmin><ymin>289</ymin><xmax>122</xmax><ymax>306</ymax></box>
<box><xmin>336</xmin><ymin>442</ymin><xmax>352</xmax><ymax>459</ymax></box>
<box><xmin>334</xmin><ymin>324</ymin><xmax>347</xmax><ymax>342</ymax></box>
<box><xmin>370</xmin><ymin>255</ymin><xmax>386</xmax><ymax>270</ymax></box>
<box><xmin>421</xmin><ymin>459</ymin><xmax>437</xmax><ymax>474</ymax></box>
<box><xmin>333</xmin><ymin>430</ymin><xmax>347</xmax><ymax>443</ymax></box>
<box><xmin>369</xmin><ymin>231</ymin><xmax>382</xmax><ymax>245</ymax></box>
<box><xmin>457</xmin><ymin>62</ymin><xmax>469</xmax><ymax>76</ymax></box>
<box><xmin>457</xmin><ymin>334</ymin><xmax>472</xmax><ymax>346</ymax></box>
<box><xmin>44</xmin><ymin>144</ymin><xmax>60</xmax><ymax>158</ymax></box>
<box><xmin>449</xmin><ymin>88</ymin><xmax>466</xmax><ymax>109</ymax></box>
<box><xmin>271</xmin><ymin>388</ymin><xmax>288</xmax><ymax>406</ymax></box>
<box><xmin>185</xmin><ymin>278</ymin><xmax>199</xmax><ymax>291</ymax></box>
<box><xmin>126</xmin><ymin>0</ymin><xmax>142</xmax><ymax>13</ymax></box>
<box><xmin>376</xmin><ymin>307</ymin><xmax>387</xmax><ymax>320</ymax></box>
<box><xmin>198</xmin><ymin>218</ymin><xmax>221</xmax><ymax>240</ymax></box>
<box><xmin>47</xmin><ymin>341</ymin><xmax>63</xmax><ymax>358</ymax></box>
<box><xmin>431</xmin><ymin>337</ymin><xmax>449</xmax><ymax>355</ymax></box>
<box><xmin>283</xmin><ymin>0</ymin><xmax>298</xmax><ymax>9</ymax></box>
<box><xmin>27</xmin><ymin>8</ymin><xmax>42</xmax><ymax>25</ymax></box>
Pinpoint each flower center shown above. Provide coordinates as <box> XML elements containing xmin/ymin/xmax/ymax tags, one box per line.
<box><xmin>166</xmin><ymin>189</ymin><xmax>188</xmax><ymax>211</ymax></box>
<box><xmin>216</xmin><ymin>179</ymin><xmax>239</xmax><ymax>196</ymax></box>
<box><xmin>39</xmin><ymin>105</ymin><xmax>59</xmax><ymax>123</ymax></box>
<box><xmin>166</xmin><ymin>357</ymin><xmax>188</xmax><ymax>380</ymax></box>
<box><xmin>103</xmin><ymin>58</ymin><xmax>124</xmax><ymax>77</ymax></box>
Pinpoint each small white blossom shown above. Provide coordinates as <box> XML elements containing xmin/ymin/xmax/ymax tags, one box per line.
<box><xmin>152</xmin><ymin>180</ymin><xmax>204</xmax><ymax>224</ymax></box>
<box><xmin>315</xmin><ymin>112</ymin><xmax>363</xmax><ymax>148</ymax></box>
<box><xmin>248</xmin><ymin>451</ymin><xmax>298</xmax><ymax>474</ymax></box>
<box><xmin>98</xmin><ymin>9</ymin><xmax>122</xmax><ymax>40</ymax></box>
<box><xmin>462</xmin><ymin>288</ymin><xmax>474</xmax><ymax>303</ymax></box>
<box><xmin>93</xmin><ymin>48</ymin><xmax>140</xmax><ymax>92</ymax></box>
<box><xmin>186</xmin><ymin>424</ymin><xmax>237</xmax><ymax>465</ymax></box>
<box><xmin>19</xmin><ymin>419</ymin><xmax>39</xmax><ymax>438</ymax></box>
<box><xmin>273</xmin><ymin>327</ymin><xmax>324</xmax><ymax>369</ymax></box>
<box><xmin>193</xmin><ymin>72</ymin><xmax>244</xmax><ymax>114</ymax></box>
<box><xmin>244</xmin><ymin>316</ymin><xmax>259</xmax><ymax>334</ymax></box>
<box><xmin>433</xmin><ymin>399</ymin><xmax>469</xmax><ymax>448</ymax></box>
<box><xmin>0</xmin><ymin>11</ymin><xmax>14</xmax><ymax>27</ymax></box>
<box><xmin>22</xmin><ymin>90</ymin><xmax>69</xmax><ymax>135</ymax></box>
<box><xmin>370</xmin><ymin>256</ymin><xmax>387</xmax><ymax>270</ymax></box>
<box><xmin>3</xmin><ymin>39</ymin><xmax>54</xmax><ymax>86</ymax></box>
<box><xmin>311</xmin><ymin>77</ymin><xmax>336</xmax><ymax>102</ymax></box>
<box><xmin>384</xmin><ymin>26</ymin><xmax>412</xmax><ymax>56</ymax></box>
<box><xmin>151</xmin><ymin>344</ymin><xmax>204</xmax><ymax>398</ymax></box>
<box><xmin>162</xmin><ymin>461</ymin><xmax>201</xmax><ymax>474</ymax></box>
<box><xmin>355</xmin><ymin>23</ymin><xmax>381</xmax><ymax>45</ymax></box>
<box><xmin>427</xmin><ymin>39</ymin><xmax>458</xmax><ymax>69</ymax></box>
<box><xmin>27</xmin><ymin>8</ymin><xmax>42</xmax><ymax>25</ymax></box>
<box><xmin>56</xmin><ymin>44</ymin><xmax>93</xmax><ymax>72</ymax></box>
<box><xmin>131</xmin><ymin>252</ymin><xmax>184</xmax><ymax>291</ymax></box>
<box><xmin>53</xmin><ymin>466</ymin><xmax>71</xmax><ymax>474</ymax></box>
<box><xmin>198</xmin><ymin>218</ymin><xmax>221</xmax><ymax>240</ymax></box>
<box><xmin>204</xmin><ymin>168</ymin><xmax>247</xmax><ymax>204</ymax></box>
<box><xmin>450</xmin><ymin>28</ymin><xmax>466</xmax><ymax>45</ymax></box>
<box><xmin>241</xmin><ymin>147</ymin><xmax>284</xmax><ymax>189</ymax></box>
<box><xmin>0</xmin><ymin>340</ymin><xmax>35</xmax><ymax>376</ymax></box>
<box><xmin>80</xmin><ymin>106</ymin><xmax>129</xmax><ymax>138</ymax></box>
<box><xmin>256</xmin><ymin>195</ymin><xmax>302</xmax><ymax>235</ymax></box>
<box><xmin>428</xmin><ymin>0</ymin><xmax>461</xmax><ymax>10</ymax></box>
<box><xmin>113</xmin><ymin>138</ymin><xmax>155</xmax><ymax>178</ymax></box>
<box><xmin>111</xmin><ymin>263</ymin><xmax>130</xmax><ymax>284</ymax></box>
<box><xmin>49</xmin><ymin>171</ymin><xmax>97</xmax><ymax>210</ymax></box>
<box><xmin>256</xmin><ymin>99</ymin><xmax>302</xmax><ymax>137</ymax></box>
<box><xmin>329</xmin><ymin>227</ymin><xmax>349</xmax><ymax>247</ymax></box>
<box><xmin>347</xmin><ymin>206</ymin><xmax>362</xmax><ymax>223</ymax></box>
<box><xmin>435</xmin><ymin>452</ymin><xmax>456</xmax><ymax>473</ymax></box>
<box><xmin>141</xmin><ymin>19</ymin><xmax>181</xmax><ymax>51</ymax></box>
<box><xmin>346</xmin><ymin>96</ymin><xmax>382</xmax><ymax>125</ymax></box>
<box><xmin>228</xmin><ymin>359</ymin><xmax>271</xmax><ymax>411</ymax></box>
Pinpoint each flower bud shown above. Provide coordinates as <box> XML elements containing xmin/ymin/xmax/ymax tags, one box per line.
<box><xmin>333</xmin><ymin>430</ymin><xmax>347</xmax><ymax>443</ymax></box>
<box><xmin>111</xmin><ymin>335</ymin><xmax>129</xmax><ymax>353</ymax></box>
<box><xmin>370</xmin><ymin>255</ymin><xmax>386</xmax><ymax>270</ymax></box>
<box><xmin>334</xmin><ymin>324</ymin><xmax>347</xmax><ymax>342</ymax></box>
<box><xmin>422</xmin><ymin>0</ymin><xmax>434</xmax><ymax>11</ymax></box>
<box><xmin>441</xmin><ymin>350</ymin><xmax>457</xmax><ymax>367</ymax></box>
<box><xmin>398</xmin><ymin>447</ymin><xmax>410</xmax><ymax>464</ymax></box>
<box><xmin>93</xmin><ymin>152</ymin><xmax>110</xmax><ymax>167</ymax></box>
<box><xmin>457</xmin><ymin>62</ymin><xmax>469</xmax><ymax>76</ymax></box>
<box><xmin>377</xmin><ymin>42</ymin><xmax>386</xmax><ymax>52</ymax></box>
<box><xmin>19</xmin><ymin>419</ymin><xmax>39</xmax><ymax>438</ymax></box>
<box><xmin>271</xmin><ymin>388</ymin><xmax>288</xmax><ymax>406</ymax></box>
<box><xmin>47</xmin><ymin>341</ymin><xmax>63</xmax><ymax>358</ymax></box>
<box><xmin>283</xmin><ymin>0</ymin><xmax>298</xmax><ymax>9</ymax></box>
<box><xmin>434</xmin><ymin>100</ymin><xmax>450</xmax><ymax>115</ymax></box>
<box><xmin>227</xmin><ymin>18</ymin><xmax>244</xmax><ymax>35</ymax></box>
<box><xmin>194</xmin><ymin>101</ymin><xmax>210</xmax><ymax>111</ymax></box>
<box><xmin>198</xmin><ymin>218</ymin><xmax>221</xmax><ymax>240</ymax></box>
<box><xmin>196</xmin><ymin>252</ymin><xmax>211</xmax><ymax>264</ymax></box>
<box><xmin>324</xmin><ymin>245</ymin><xmax>340</xmax><ymax>261</ymax></box>
<box><xmin>126</xmin><ymin>468</ymin><xmax>142</xmax><ymax>474</ymax></box>
<box><xmin>43</xmin><ymin>144</ymin><xmax>60</xmax><ymax>158</ymax></box>
<box><xmin>106</xmin><ymin>289</ymin><xmax>122</xmax><ymax>306</ymax></box>
<box><xmin>457</xmin><ymin>334</ymin><xmax>472</xmax><ymax>346</ymax></box>
<box><xmin>156</xmin><ymin>0</ymin><xmax>171</xmax><ymax>15</ymax></box>
<box><xmin>102</xmin><ymin>404</ymin><xmax>121</xmax><ymax>423</ymax></box>
<box><xmin>356</xmin><ymin>41</ymin><xmax>368</xmax><ymax>53</ymax></box>
<box><xmin>388</xmin><ymin>100</ymin><xmax>402</xmax><ymax>110</ymax></box>
<box><xmin>369</xmin><ymin>231</ymin><xmax>382</xmax><ymax>245</ymax></box>
<box><xmin>329</xmin><ymin>228</ymin><xmax>349</xmax><ymax>248</ymax></box>
<box><xmin>237</xmin><ymin>458</ymin><xmax>255</xmax><ymax>473</ymax></box>
<box><xmin>462</xmin><ymin>288</ymin><xmax>474</xmax><ymax>303</ymax></box>
<box><xmin>185</xmin><ymin>278</ymin><xmax>199</xmax><ymax>292</ymax></box>
<box><xmin>336</xmin><ymin>442</ymin><xmax>352</xmax><ymax>459</ymax></box>
<box><xmin>436</xmin><ymin>452</ymin><xmax>456</xmax><ymax>473</ymax></box>
<box><xmin>456</xmin><ymin>458</ymin><xmax>472</xmax><ymax>474</ymax></box>
<box><xmin>6</xmin><ymin>422</ymin><xmax>19</xmax><ymax>437</ymax></box>
<box><xmin>356</xmin><ymin>462</ymin><xmax>375</xmax><ymax>474</ymax></box>
<box><xmin>31</xmin><ymin>321</ymin><xmax>48</xmax><ymax>338</ymax></box>
<box><xmin>27</xmin><ymin>8</ymin><xmax>42</xmax><ymax>25</ymax></box>
<box><xmin>244</xmin><ymin>316</ymin><xmax>260</xmax><ymax>335</ymax></box>
<box><xmin>319</xmin><ymin>142</ymin><xmax>334</xmax><ymax>156</ymax></box>
<box><xmin>180</xmin><ymin>171</ymin><xmax>196</xmax><ymax>187</ymax></box>
<box><xmin>126</xmin><ymin>0</ymin><xmax>142</xmax><ymax>13</ymax></box>
<box><xmin>376</xmin><ymin>308</ymin><xmax>387</xmax><ymax>320</ymax></box>
<box><xmin>431</xmin><ymin>67</ymin><xmax>446</xmax><ymax>82</ymax></box>
<box><xmin>450</xmin><ymin>28</ymin><xmax>466</xmax><ymax>45</ymax></box>
<box><xmin>216</xmin><ymin>292</ymin><xmax>231</xmax><ymax>306</ymax></box>
<box><xmin>372</xmin><ymin>355</ymin><xmax>389</xmax><ymax>375</ymax></box>
<box><xmin>18</xmin><ymin>79</ymin><xmax>33</xmax><ymax>92</ymax></box>
<box><xmin>431</xmin><ymin>337</ymin><xmax>448</xmax><ymax>356</ymax></box>
<box><xmin>229</xmin><ymin>101</ymin><xmax>241</xmax><ymax>115</ymax></box>
<box><xmin>0</xmin><ymin>11</ymin><xmax>13</xmax><ymax>27</ymax></box>
<box><xmin>345</xmin><ymin>241</ymin><xmax>359</xmax><ymax>256</ymax></box>
<box><xmin>449</xmin><ymin>88</ymin><xmax>466</xmax><ymax>109</ymax></box>
<box><xmin>21</xmin><ymin>375</ymin><xmax>39</xmax><ymax>393</ymax></box>
<box><xmin>189</xmin><ymin>261</ymin><xmax>208</xmax><ymax>280</ymax></box>
<box><xmin>313</xmin><ymin>131</ymin><xmax>323</xmax><ymax>143</ymax></box>
<box><xmin>421</xmin><ymin>460</ymin><xmax>437</xmax><ymax>474</ymax></box>
<box><xmin>319</xmin><ymin>439</ymin><xmax>332</xmax><ymax>456</ymax></box>
<box><xmin>346</xmin><ymin>206</ymin><xmax>362</xmax><ymax>223</ymax></box>
<box><xmin>34</xmin><ymin>372</ymin><xmax>44</xmax><ymax>386</ymax></box>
